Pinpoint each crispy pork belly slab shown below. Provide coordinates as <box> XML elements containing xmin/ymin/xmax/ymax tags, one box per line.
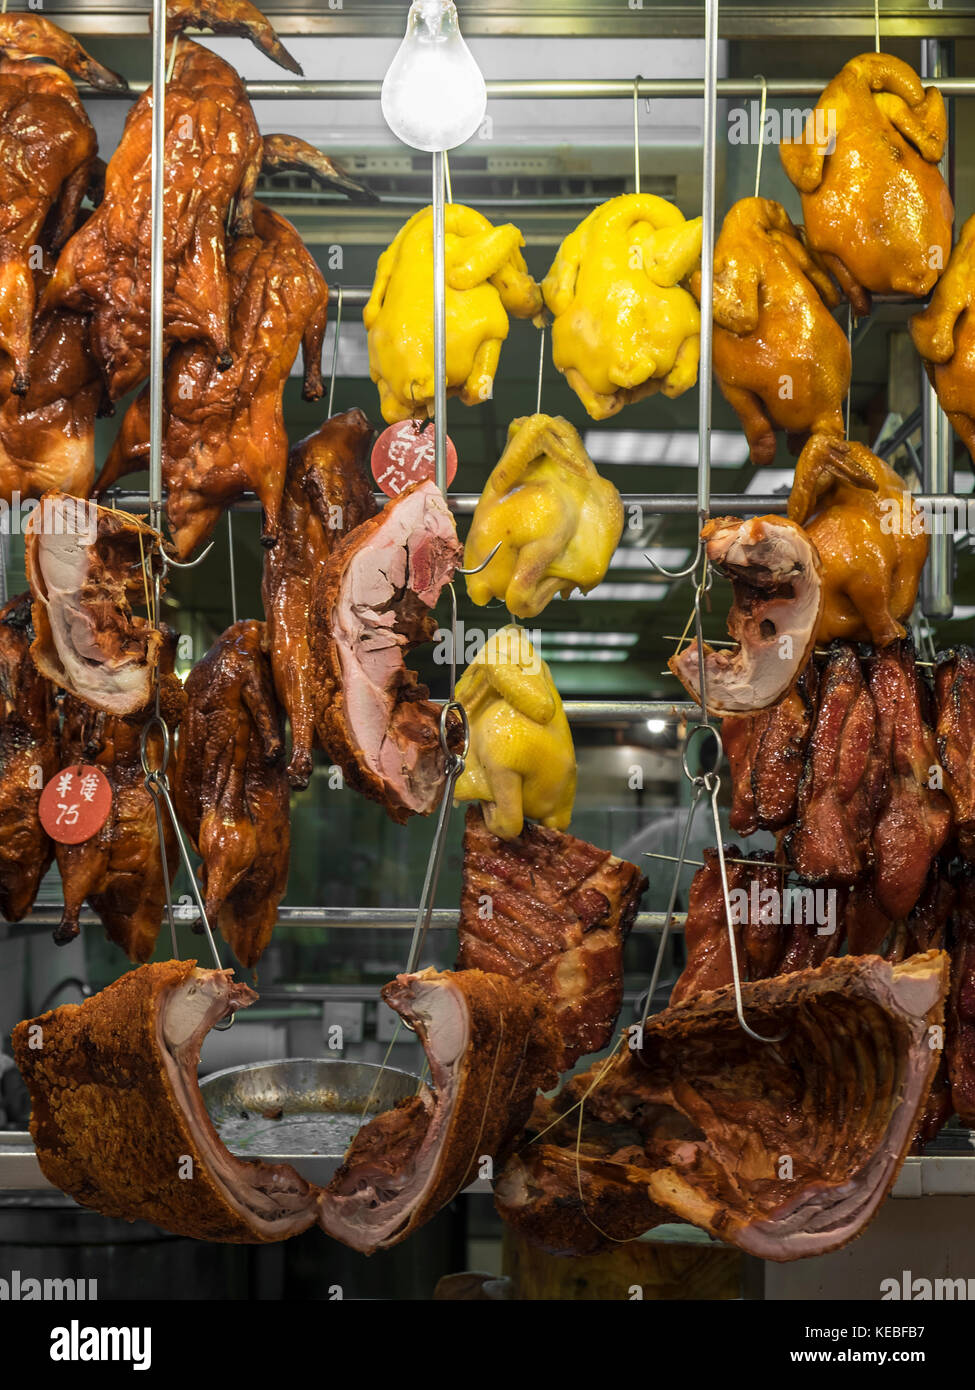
<box><xmin>25</xmin><ymin>491</ymin><xmax>163</xmax><ymax>715</ymax></box>
<box><xmin>669</xmin><ymin>515</ymin><xmax>823</xmax><ymax>716</ymax></box>
<box><xmin>311</xmin><ymin>480</ymin><xmax>462</xmax><ymax>822</ymax></box>
<box><xmin>13</xmin><ymin>961</ymin><xmax>320</xmax><ymax>1242</ymax></box>
<box><xmin>458</xmin><ymin>805</ymin><xmax>647</xmax><ymax>1066</ymax></box>
<box><xmin>318</xmin><ymin>968</ymin><xmax>561</xmax><ymax>1254</ymax></box>
<box><xmin>496</xmin><ymin>952</ymin><xmax>949</xmax><ymax>1261</ymax></box>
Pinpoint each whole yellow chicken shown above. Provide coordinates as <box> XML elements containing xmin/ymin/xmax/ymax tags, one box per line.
<box><xmin>364</xmin><ymin>203</ymin><xmax>542</xmax><ymax>424</ymax></box>
<box><xmin>911</xmin><ymin>214</ymin><xmax>975</xmax><ymax>464</ymax></box>
<box><xmin>453</xmin><ymin>625</ymin><xmax>576</xmax><ymax>840</ymax></box>
<box><xmin>542</xmin><ymin>193</ymin><xmax>703</xmax><ymax>420</ymax></box>
<box><xmin>464</xmin><ymin>414</ymin><xmax>623</xmax><ymax>618</ymax></box>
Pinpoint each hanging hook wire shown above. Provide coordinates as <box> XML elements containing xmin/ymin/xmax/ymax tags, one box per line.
<box><xmin>162</xmin><ymin>540</ymin><xmax>217</xmax><ymax>571</ymax></box>
<box><xmin>443</xmin><ymin>150</ymin><xmax>453</xmax><ymax>206</ymax></box>
<box><xmin>845</xmin><ymin>301</ymin><xmax>854</xmax><ymax>437</ymax></box>
<box><xmin>456</xmin><ymin>539</ymin><xmax>502</xmax><ymax>577</ymax></box>
<box><xmin>632</xmin><ymin>75</ymin><xmax>642</xmax><ymax>193</ymax></box>
<box><xmin>227</xmin><ymin>510</ymin><xmax>238</xmax><ymax>626</ymax></box>
<box><xmin>753</xmin><ymin>74</ymin><xmax>768</xmax><ymax>196</ymax></box>
<box><xmin>874</xmin><ymin>0</ymin><xmax>881</xmax><ymax>53</ymax></box>
<box><xmin>327</xmin><ymin>284</ymin><xmax>344</xmax><ymax>418</ymax></box>
<box><xmin>535</xmin><ymin>323</ymin><xmax>546</xmax><ymax>415</ymax></box>
<box><xmin>165</xmin><ymin>29</ymin><xmax>179</xmax><ymax>83</ymax></box>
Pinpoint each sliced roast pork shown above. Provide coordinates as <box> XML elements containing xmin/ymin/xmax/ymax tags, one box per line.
<box><xmin>311</xmin><ymin>480</ymin><xmax>462</xmax><ymax>822</ymax></box>
<box><xmin>496</xmin><ymin>951</ymin><xmax>949</xmax><ymax>1261</ymax></box>
<box><xmin>25</xmin><ymin>491</ymin><xmax>164</xmax><ymax>715</ymax></box>
<box><xmin>318</xmin><ymin>968</ymin><xmax>561</xmax><ymax>1254</ymax></box>
<box><xmin>13</xmin><ymin>960</ymin><xmax>321</xmax><ymax>1242</ymax></box>
<box><xmin>669</xmin><ymin>515</ymin><xmax>823</xmax><ymax>716</ymax></box>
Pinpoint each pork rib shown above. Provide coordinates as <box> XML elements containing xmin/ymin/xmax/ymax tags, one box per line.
<box><xmin>13</xmin><ymin>961</ymin><xmax>321</xmax><ymax>1242</ymax></box>
<box><xmin>496</xmin><ymin>951</ymin><xmax>950</xmax><ymax>1261</ymax></box>
<box><xmin>318</xmin><ymin>968</ymin><xmax>561</xmax><ymax>1254</ymax></box>
<box><xmin>458</xmin><ymin>805</ymin><xmax>647</xmax><ymax>1067</ymax></box>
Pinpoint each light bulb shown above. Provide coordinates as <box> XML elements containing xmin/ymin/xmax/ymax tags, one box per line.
<box><xmin>381</xmin><ymin>0</ymin><xmax>487</xmax><ymax>152</ymax></box>
<box><xmin>646</xmin><ymin>718</ymin><xmax>667</xmax><ymax>734</ymax></box>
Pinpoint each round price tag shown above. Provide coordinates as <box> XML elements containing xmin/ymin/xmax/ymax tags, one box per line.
<box><xmin>39</xmin><ymin>765</ymin><xmax>112</xmax><ymax>845</ymax></box>
<box><xmin>371</xmin><ymin>420</ymin><xmax>458</xmax><ymax>497</ymax></box>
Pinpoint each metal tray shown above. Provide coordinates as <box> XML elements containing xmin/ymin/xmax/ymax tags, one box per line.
<box><xmin>199</xmin><ymin>1057</ymin><xmax>421</xmax><ymax>1186</ymax></box>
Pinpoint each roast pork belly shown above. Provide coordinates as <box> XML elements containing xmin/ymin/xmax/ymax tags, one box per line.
<box><xmin>25</xmin><ymin>491</ymin><xmax>164</xmax><ymax>716</ymax></box>
<box><xmin>311</xmin><ymin>479</ymin><xmax>462</xmax><ymax>822</ymax></box>
<box><xmin>496</xmin><ymin>952</ymin><xmax>949</xmax><ymax>1261</ymax></box>
<box><xmin>318</xmin><ymin>968</ymin><xmax>561</xmax><ymax>1254</ymax></box>
<box><xmin>13</xmin><ymin>961</ymin><xmax>321</xmax><ymax>1242</ymax></box>
<box><xmin>458</xmin><ymin>805</ymin><xmax>647</xmax><ymax>1066</ymax></box>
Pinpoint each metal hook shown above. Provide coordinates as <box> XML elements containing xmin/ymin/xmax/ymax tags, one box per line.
<box><xmin>163</xmin><ymin>539</ymin><xmax>217</xmax><ymax>571</ymax></box>
<box><xmin>639</xmin><ymin>777</ymin><xmax>706</xmax><ymax>1030</ymax></box>
<box><xmin>327</xmin><ymin>284</ymin><xmax>344</xmax><ymax>419</ymax></box>
<box><xmin>632</xmin><ymin>76</ymin><xmax>642</xmax><ymax>194</ymax></box>
<box><xmin>645</xmin><ymin>535</ymin><xmax>703</xmax><ymax>580</ymax></box>
<box><xmin>536</xmin><ymin>323</ymin><xmax>546</xmax><ymax>416</ymax></box>
<box><xmin>456</xmin><ymin>539</ymin><xmax>502</xmax><ymax>577</ymax></box>
<box><xmin>227</xmin><ymin>510</ymin><xmax>238</xmax><ymax>627</ymax></box>
<box><xmin>753</xmin><ymin>74</ymin><xmax>768</xmax><ymax>196</ymax></box>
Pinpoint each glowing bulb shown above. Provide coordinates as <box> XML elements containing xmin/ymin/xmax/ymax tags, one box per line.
<box><xmin>646</xmin><ymin>719</ymin><xmax>667</xmax><ymax>734</ymax></box>
<box><xmin>381</xmin><ymin>0</ymin><xmax>487</xmax><ymax>152</ymax></box>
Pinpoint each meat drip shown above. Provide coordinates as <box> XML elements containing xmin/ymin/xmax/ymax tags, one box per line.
<box><xmin>496</xmin><ymin>952</ymin><xmax>950</xmax><ymax>1261</ymax></box>
<box><xmin>54</xmin><ymin>627</ymin><xmax>185</xmax><ymax>962</ymax></box>
<box><xmin>724</xmin><ymin>661</ymin><xmax>819</xmax><ymax>835</ymax></box>
<box><xmin>457</xmin><ymin>805</ymin><xmax>647</xmax><ymax>1067</ymax></box>
<box><xmin>0</xmin><ymin>594</ymin><xmax>58</xmax><ymax>921</ymax></box>
<box><xmin>172</xmin><ymin>620</ymin><xmax>290</xmax><ymax>969</ymax></box>
<box><xmin>13</xmin><ymin>961</ymin><xmax>321</xmax><ymax>1242</ymax></box>
<box><xmin>319</xmin><ymin>968</ymin><xmax>561</xmax><ymax>1254</ymax></box>
<box><xmin>261</xmin><ymin>409</ymin><xmax>377</xmax><ymax>789</ymax></box>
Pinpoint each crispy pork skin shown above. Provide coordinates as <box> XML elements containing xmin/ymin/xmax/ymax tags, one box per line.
<box><xmin>318</xmin><ymin>968</ymin><xmax>561</xmax><ymax>1254</ymax></box>
<box><xmin>496</xmin><ymin>952</ymin><xmax>949</xmax><ymax>1261</ymax></box>
<box><xmin>669</xmin><ymin>515</ymin><xmax>823</xmax><ymax>716</ymax></box>
<box><xmin>25</xmin><ymin>492</ymin><xmax>163</xmax><ymax>715</ymax></box>
<box><xmin>458</xmin><ymin>806</ymin><xmax>647</xmax><ymax>1067</ymax></box>
<box><xmin>13</xmin><ymin>961</ymin><xmax>321</xmax><ymax>1242</ymax></box>
<box><xmin>311</xmin><ymin>480</ymin><xmax>462</xmax><ymax>822</ymax></box>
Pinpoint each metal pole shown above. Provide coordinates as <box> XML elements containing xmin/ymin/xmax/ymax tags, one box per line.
<box><xmin>432</xmin><ymin>150</ymin><xmax>447</xmax><ymax>494</ymax></box>
<box><xmin>148</xmin><ymin>0</ymin><xmax>167</xmax><ymax>535</ymax></box>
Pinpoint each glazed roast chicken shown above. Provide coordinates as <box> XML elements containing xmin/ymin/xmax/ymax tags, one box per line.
<box><xmin>261</xmin><ymin>409</ymin><xmax>377</xmax><ymax>789</ymax></box>
<box><xmin>911</xmin><ymin>215</ymin><xmax>975</xmax><ymax>465</ymax></box>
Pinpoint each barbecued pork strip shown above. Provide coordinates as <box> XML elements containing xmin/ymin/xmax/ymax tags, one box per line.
<box><xmin>947</xmin><ymin>865</ymin><xmax>975</xmax><ymax>1128</ymax></box>
<box><xmin>935</xmin><ymin>645</ymin><xmax>975</xmax><ymax>859</ymax></box>
<box><xmin>12</xmin><ymin>962</ymin><xmax>321</xmax><ymax>1242</ymax></box>
<box><xmin>457</xmin><ymin>805</ymin><xmax>647</xmax><ymax>1067</ymax></box>
<box><xmin>496</xmin><ymin>951</ymin><xmax>950</xmax><ymax>1261</ymax></box>
<box><xmin>723</xmin><ymin>661</ymin><xmax>819</xmax><ymax>836</ymax></box>
<box><xmin>670</xmin><ymin>846</ymin><xmax>748</xmax><ymax>1004</ymax></box>
<box><xmin>318</xmin><ymin>968</ymin><xmax>561</xmax><ymax>1254</ymax></box>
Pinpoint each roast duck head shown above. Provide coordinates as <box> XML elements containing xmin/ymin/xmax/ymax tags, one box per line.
<box><xmin>159</xmin><ymin>0</ymin><xmax>303</xmax><ymax>75</ymax></box>
<box><xmin>0</xmin><ymin>13</ymin><xmax>128</xmax><ymax>89</ymax></box>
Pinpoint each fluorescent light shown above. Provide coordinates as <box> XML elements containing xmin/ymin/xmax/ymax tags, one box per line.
<box><xmin>538</xmin><ymin>631</ymin><xmax>639</xmax><ymax>647</ymax></box>
<box><xmin>646</xmin><ymin>718</ymin><xmax>667</xmax><ymax>733</ymax></box>
<box><xmin>569</xmin><ymin>583</ymin><xmax>667</xmax><ymax>601</ymax></box>
<box><xmin>745</xmin><ymin>468</ymin><xmax>794</xmax><ymax>496</ymax></box>
<box><xmin>545</xmin><ymin>649</ymin><xmax>629</xmax><ymax>663</ymax></box>
<box><xmin>610</xmin><ymin>546</ymin><xmax>690</xmax><ymax>570</ymax></box>
<box><xmin>583</xmin><ymin>430</ymin><xmax>750</xmax><ymax>468</ymax></box>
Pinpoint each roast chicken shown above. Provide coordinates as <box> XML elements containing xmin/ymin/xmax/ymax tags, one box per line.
<box><xmin>542</xmin><ymin>193</ymin><xmax>702</xmax><ymax>419</ymax></box>
<box><xmin>464</xmin><ymin>414</ymin><xmax>623</xmax><ymax>618</ymax></box>
<box><xmin>364</xmin><ymin>203</ymin><xmax>542</xmax><ymax>423</ymax></box>
<box><xmin>453</xmin><ymin>625</ymin><xmax>576</xmax><ymax>840</ymax></box>
<box><xmin>788</xmin><ymin>434</ymin><xmax>928</xmax><ymax>647</ymax></box>
<box><xmin>911</xmin><ymin>214</ymin><xmax>975</xmax><ymax>464</ymax></box>
<box><xmin>96</xmin><ymin>203</ymin><xmax>328</xmax><ymax>558</ymax></box>
<box><xmin>172</xmin><ymin>620</ymin><xmax>290</xmax><ymax>969</ymax></box>
<box><xmin>698</xmin><ymin>197</ymin><xmax>850</xmax><ymax>465</ymax></box>
<box><xmin>54</xmin><ymin>629</ymin><xmax>185</xmax><ymax>963</ymax></box>
<box><xmin>261</xmin><ymin>409</ymin><xmax>376</xmax><ymax>789</ymax></box>
<box><xmin>779</xmin><ymin>53</ymin><xmax>952</xmax><ymax>313</ymax></box>
<box><xmin>0</xmin><ymin>593</ymin><xmax>58</xmax><ymax>922</ymax></box>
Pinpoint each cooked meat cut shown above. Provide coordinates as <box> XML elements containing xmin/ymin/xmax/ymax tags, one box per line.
<box><xmin>867</xmin><ymin>641</ymin><xmax>951</xmax><ymax>919</ymax></box>
<box><xmin>786</xmin><ymin>642</ymin><xmax>886</xmax><ymax>883</ymax></box>
<box><xmin>311</xmin><ymin>480</ymin><xmax>462</xmax><ymax>823</ymax></box>
<box><xmin>947</xmin><ymin>866</ymin><xmax>975</xmax><ymax>1129</ymax></box>
<box><xmin>0</xmin><ymin>594</ymin><xmax>58</xmax><ymax>921</ymax></box>
<box><xmin>668</xmin><ymin>515</ymin><xmax>823</xmax><ymax>715</ymax></box>
<box><xmin>495</xmin><ymin>951</ymin><xmax>950</xmax><ymax>1260</ymax></box>
<box><xmin>172</xmin><ymin>620</ymin><xmax>290</xmax><ymax>969</ymax></box>
<box><xmin>843</xmin><ymin>881</ymin><xmax>893</xmax><ymax>958</ymax></box>
<box><xmin>25</xmin><ymin>492</ymin><xmax>165</xmax><ymax>716</ymax></box>
<box><xmin>935</xmin><ymin>645</ymin><xmax>975</xmax><ymax>859</ymax></box>
<box><xmin>670</xmin><ymin>846</ymin><xmax>747</xmax><ymax>1004</ymax></box>
<box><xmin>318</xmin><ymin>968</ymin><xmax>561</xmax><ymax>1253</ymax></box>
<box><xmin>724</xmin><ymin>662</ymin><xmax>819</xmax><ymax>835</ymax></box>
<box><xmin>261</xmin><ymin>409</ymin><xmax>377</xmax><ymax>789</ymax></box>
<box><xmin>457</xmin><ymin>805</ymin><xmax>647</xmax><ymax>1067</ymax></box>
<box><xmin>54</xmin><ymin>628</ymin><xmax>184</xmax><ymax>962</ymax></box>
<box><xmin>13</xmin><ymin>961</ymin><xmax>320</xmax><ymax>1241</ymax></box>
<box><xmin>95</xmin><ymin>202</ymin><xmax>329</xmax><ymax>558</ymax></box>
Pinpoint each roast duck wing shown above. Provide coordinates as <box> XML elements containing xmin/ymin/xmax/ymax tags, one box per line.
<box><xmin>495</xmin><ymin>951</ymin><xmax>950</xmax><ymax>1260</ymax></box>
<box><xmin>310</xmin><ymin>480</ymin><xmax>462</xmax><ymax>823</ymax></box>
<box><xmin>25</xmin><ymin>492</ymin><xmax>166</xmax><ymax>716</ymax></box>
<box><xmin>54</xmin><ymin>627</ymin><xmax>185</xmax><ymax>962</ymax></box>
<box><xmin>723</xmin><ymin>661</ymin><xmax>819</xmax><ymax>836</ymax></box>
<box><xmin>0</xmin><ymin>593</ymin><xmax>58</xmax><ymax>922</ymax></box>
<box><xmin>788</xmin><ymin>434</ymin><xmax>928</xmax><ymax>647</ymax></box>
<box><xmin>935</xmin><ymin>645</ymin><xmax>975</xmax><ymax>859</ymax></box>
<box><xmin>261</xmin><ymin>408</ymin><xmax>376</xmax><ymax>789</ymax></box>
<box><xmin>172</xmin><ymin>620</ymin><xmax>289</xmax><ymax>969</ymax></box>
<box><xmin>95</xmin><ymin>202</ymin><xmax>329</xmax><ymax>557</ymax></box>
<box><xmin>13</xmin><ymin>961</ymin><xmax>321</xmax><ymax>1242</ymax></box>
<box><xmin>911</xmin><ymin>216</ymin><xmax>975</xmax><ymax>465</ymax></box>
<box><xmin>668</xmin><ymin>514</ymin><xmax>823</xmax><ymax>716</ymax></box>
<box><xmin>319</xmin><ymin>968</ymin><xmax>561</xmax><ymax>1254</ymax></box>
<box><xmin>779</xmin><ymin>53</ymin><xmax>952</xmax><ymax>312</ymax></box>
<box><xmin>696</xmin><ymin>197</ymin><xmax>849</xmax><ymax>466</ymax></box>
<box><xmin>458</xmin><ymin>805</ymin><xmax>647</xmax><ymax>1067</ymax></box>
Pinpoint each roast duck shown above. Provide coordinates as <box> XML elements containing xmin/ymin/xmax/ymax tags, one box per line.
<box><xmin>779</xmin><ymin>53</ymin><xmax>952</xmax><ymax>314</ymax></box>
<box><xmin>911</xmin><ymin>214</ymin><xmax>975</xmax><ymax>465</ymax></box>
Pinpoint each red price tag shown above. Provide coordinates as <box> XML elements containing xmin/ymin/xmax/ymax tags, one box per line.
<box><xmin>39</xmin><ymin>766</ymin><xmax>112</xmax><ymax>844</ymax></box>
<box><xmin>371</xmin><ymin>420</ymin><xmax>458</xmax><ymax>497</ymax></box>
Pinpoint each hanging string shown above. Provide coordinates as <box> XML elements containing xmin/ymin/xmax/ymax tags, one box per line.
<box><xmin>227</xmin><ymin>510</ymin><xmax>238</xmax><ymax>626</ymax></box>
<box><xmin>535</xmin><ymin>324</ymin><xmax>546</xmax><ymax>415</ymax></box>
<box><xmin>753</xmin><ymin>74</ymin><xmax>767</xmax><ymax>196</ymax></box>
